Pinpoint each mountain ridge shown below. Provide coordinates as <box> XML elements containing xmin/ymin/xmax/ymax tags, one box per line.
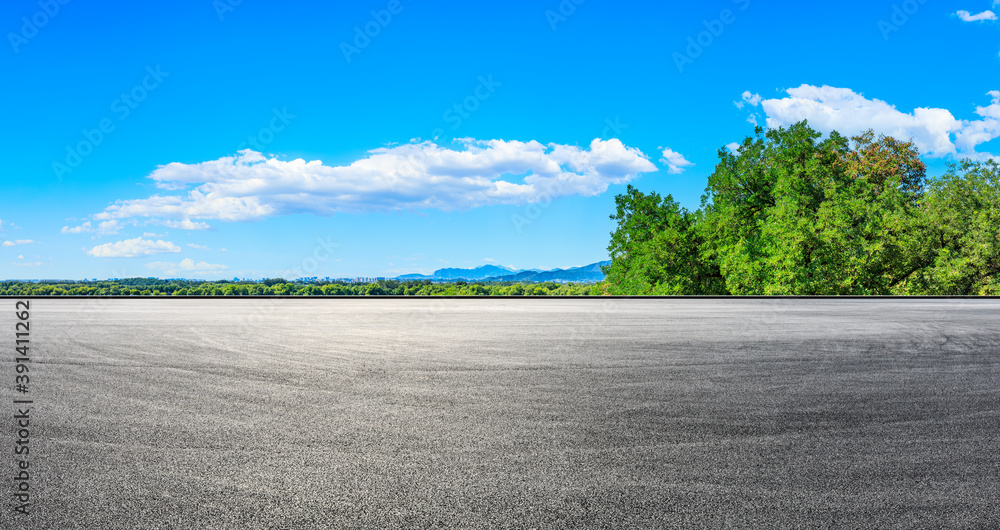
<box><xmin>395</xmin><ymin>261</ymin><xmax>609</xmax><ymax>283</ymax></box>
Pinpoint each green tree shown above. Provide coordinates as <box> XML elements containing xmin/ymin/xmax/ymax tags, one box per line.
<box><xmin>905</xmin><ymin>160</ymin><xmax>1000</xmax><ymax>294</ymax></box>
<box><xmin>601</xmin><ymin>185</ymin><xmax>725</xmax><ymax>295</ymax></box>
<box><xmin>701</xmin><ymin>123</ymin><xmax>839</xmax><ymax>294</ymax></box>
<box><xmin>600</xmin><ymin>121</ymin><xmax>932</xmax><ymax>295</ymax></box>
<box><xmin>700</xmin><ymin>122</ymin><xmax>926</xmax><ymax>294</ymax></box>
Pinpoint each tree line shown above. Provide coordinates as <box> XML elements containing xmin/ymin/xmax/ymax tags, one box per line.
<box><xmin>596</xmin><ymin>121</ymin><xmax>1000</xmax><ymax>295</ymax></box>
<box><xmin>0</xmin><ymin>278</ymin><xmax>596</xmax><ymax>297</ymax></box>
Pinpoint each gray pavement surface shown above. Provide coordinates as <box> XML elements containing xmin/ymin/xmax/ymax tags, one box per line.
<box><xmin>2</xmin><ymin>298</ymin><xmax>1000</xmax><ymax>528</ymax></box>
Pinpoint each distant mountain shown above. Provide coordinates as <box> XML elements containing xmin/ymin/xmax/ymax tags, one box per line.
<box><xmin>486</xmin><ymin>261</ymin><xmax>609</xmax><ymax>283</ymax></box>
<box><xmin>397</xmin><ymin>264</ymin><xmax>516</xmax><ymax>281</ymax></box>
<box><xmin>395</xmin><ymin>261</ymin><xmax>609</xmax><ymax>283</ymax></box>
<box><xmin>434</xmin><ymin>264</ymin><xmax>519</xmax><ymax>280</ymax></box>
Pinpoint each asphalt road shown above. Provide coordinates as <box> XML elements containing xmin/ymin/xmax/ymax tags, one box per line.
<box><xmin>3</xmin><ymin>298</ymin><xmax>999</xmax><ymax>528</ymax></box>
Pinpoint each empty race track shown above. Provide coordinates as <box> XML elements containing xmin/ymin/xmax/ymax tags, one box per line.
<box><xmin>3</xmin><ymin>298</ymin><xmax>999</xmax><ymax>528</ymax></box>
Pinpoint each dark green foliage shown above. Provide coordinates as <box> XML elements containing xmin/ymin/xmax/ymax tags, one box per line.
<box><xmin>0</xmin><ymin>278</ymin><xmax>597</xmax><ymax>296</ymax></box>
<box><xmin>902</xmin><ymin>159</ymin><xmax>1000</xmax><ymax>294</ymax></box>
<box><xmin>599</xmin><ymin>185</ymin><xmax>724</xmax><ymax>295</ymax></box>
<box><xmin>599</xmin><ymin>121</ymin><xmax>997</xmax><ymax>295</ymax></box>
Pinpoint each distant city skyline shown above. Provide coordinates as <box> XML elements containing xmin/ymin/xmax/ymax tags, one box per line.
<box><xmin>2</xmin><ymin>0</ymin><xmax>998</xmax><ymax>280</ymax></box>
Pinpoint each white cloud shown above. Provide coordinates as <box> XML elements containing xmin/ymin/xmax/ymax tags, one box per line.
<box><xmin>954</xmin><ymin>90</ymin><xmax>1000</xmax><ymax>155</ymax></box>
<box><xmin>142</xmin><ymin>231</ymin><xmax>166</xmax><ymax>238</ymax></box>
<box><xmin>145</xmin><ymin>258</ymin><xmax>228</xmax><ymax>276</ymax></box>
<box><xmin>12</xmin><ymin>261</ymin><xmax>43</xmax><ymax>267</ymax></box>
<box><xmin>16</xmin><ymin>254</ymin><xmax>23</xmax><ymax>259</ymax></box>
<box><xmin>61</xmin><ymin>222</ymin><xmax>90</xmax><ymax>234</ymax></box>
<box><xmin>725</xmin><ymin>142</ymin><xmax>741</xmax><ymax>153</ymax></box>
<box><xmin>187</xmin><ymin>243</ymin><xmax>210</xmax><ymax>250</ymax></box>
<box><xmin>86</xmin><ymin>139</ymin><xmax>657</xmax><ymax>225</ymax></box>
<box><xmin>86</xmin><ymin>237</ymin><xmax>181</xmax><ymax>258</ymax></box>
<box><xmin>2</xmin><ymin>240</ymin><xmax>33</xmax><ymax>247</ymax></box>
<box><xmin>659</xmin><ymin>148</ymin><xmax>694</xmax><ymax>174</ymax></box>
<box><xmin>956</xmin><ymin>9</ymin><xmax>997</xmax><ymax>21</ymax></box>
<box><xmin>61</xmin><ymin>220</ymin><xmax>122</xmax><ymax>236</ymax></box>
<box><xmin>96</xmin><ymin>220</ymin><xmax>122</xmax><ymax>235</ymax></box>
<box><xmin>744</xmin><ymin>85</ymin><xmax>1000</xmax><ymax>159</ymax></box>
<box><xmin>735</xmin><ymin>91</ymin><xmax>762</xmax><ymax>109</ymax></box>
<box><xmin>0</xmin><ymin>219</ymin><xmax>5</xmax><ymax>231</ymax></box>
<box><xmin>153</xmin><ymin>219</ymin><xmax>211</xmax><ymax>230</ymax></box>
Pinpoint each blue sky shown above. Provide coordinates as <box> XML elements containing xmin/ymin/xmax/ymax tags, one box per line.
<box><xmin>1</xmin><ymin>0</ymin><xmax>998</xmax><ymax>280</ymax></box>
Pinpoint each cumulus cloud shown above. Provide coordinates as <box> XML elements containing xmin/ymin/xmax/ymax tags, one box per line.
<box><xmin>956</xmin><ymin>9</ymin><xmax>997</xmax><ymax>21</ymax></box>
<box><xmin>96</xmin><ymin>220</ymin><xmax>122</xmax><ymax>235</ymax></box>
<box><xmin>725</xmin><ymin>142</ymin><xmax>741</xmax><ymax>153</ymax></box>
<box><xmin>84</xmin><ymin>139</ymin><xmax>657</xmax><ymax>227</ymax></box>
<box><xmin>187</xmin><ymin>243</ymin><xmax>210</xmax><ymax>250</ymax></box>
<box><xmin>153</xmin><ymin>219</ymin><xmax>211</xmax><ymax>230</ymax></box>
<box><xmin>145</xmin><ymin>258</ymin><xmax>228</xmax><ymax>276</ymax></box>
<box><xmin>955</xmin><ymin>90</ymin><xmax>1000</xmax><ymax>154</ymax></box>
<box><xmin>61</xmin><ymin>220</ymin><xmax>122</xmax><ymax>236</ymax></box>
<box><xmin>2</xmin><ymin>240</ymin><xmax>33</xmax><ymax>247</ymax></box>
<box><xmin>86</xmin><ymin>237</ymin><xmax>181</xmax><ymax>258</ymax></box>
<box><xmin>734</xmin><ymin>91</ymin><xmax>762</xmax><ymax>109</ymax></box>
<box><xmin>740</xmin><ymin>85</ymin><xmax>1000</xmax><ymax>159</ymax></box>
<box><xmin>61</xmin><ymin>223</ymin><xmax>89</xmax><ymax>234</ymax></box>
<box><xmin>659</xmin><ymin>148</ymin><xmax>694</xmax><ymax>174</ymax></box>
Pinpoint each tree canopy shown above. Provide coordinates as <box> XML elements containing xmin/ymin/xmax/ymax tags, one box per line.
<box><xmin>599</xmin><ymin>121</ymin><xmax>1000</xmax><ymax>295</ymax></box>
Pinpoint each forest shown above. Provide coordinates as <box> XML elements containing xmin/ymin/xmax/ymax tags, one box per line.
<box><xmin>597</xmin><ymin>121</ymin><xmax>999</xmax><ymax>295</ymax></box>
<box><xmin>0</xmin><ymin>277</ymin><xmax>595</xmax><ymax>296</ymax></box>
